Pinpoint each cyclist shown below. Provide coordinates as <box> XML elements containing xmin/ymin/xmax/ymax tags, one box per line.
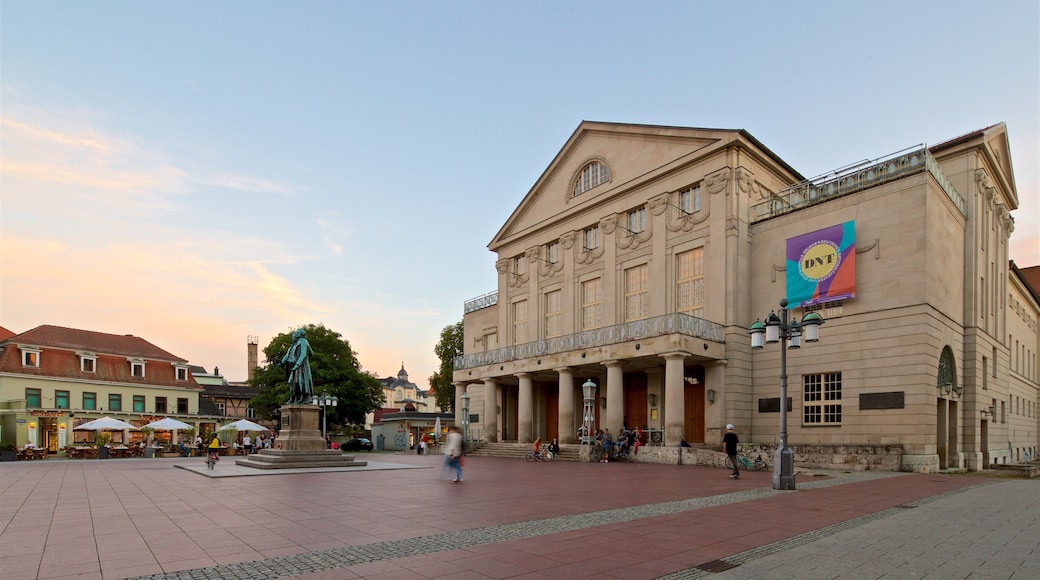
<box><xmin>723</xmin><ymin>424</ymin><xmax>739</xmax><ymax>479</ymax></box>
<box><xmin>207</xmin><ymin>433</ymin><xmax>222</xmax><ymax>466</ymax></box>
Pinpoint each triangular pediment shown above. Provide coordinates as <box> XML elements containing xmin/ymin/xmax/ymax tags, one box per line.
<box><xmin>489</xmin><ymin>122</ymin><xmax>744</xmax><ymax>251</ymax></box>
<box><xmin>982</xmin><ymin>124</ymin><xmax>1018</xmax><ymax>206</ymax></box>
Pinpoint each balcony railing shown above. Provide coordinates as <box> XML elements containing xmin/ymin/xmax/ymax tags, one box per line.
<box><xmin>751</xmin><ymin>145</ymin><xmax>966</xmax><ymax>222</ymax></box>
<box><xmin>464</xmin><ymin>291</ymin><xmax>498</xmax><ymax>314</ymax></box>
<box><xmin>454</xmin><ymin>312</ymin><xmax>725</xmax><ymax>371</ymax></box>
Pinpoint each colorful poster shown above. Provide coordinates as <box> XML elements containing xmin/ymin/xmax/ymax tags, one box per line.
<box><xmin>786</xmin><ymin>221</ymin><xmax>856</xmax><ymax>307</ymax></box>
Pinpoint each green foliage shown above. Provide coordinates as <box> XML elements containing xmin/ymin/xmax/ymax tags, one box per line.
<box><xmin>250</xmin><ymin>323</ymin><xmax>385</xmax><ymax>430</ymax></box>
<box><xmin>429</xmin><ymin>320</ymin><xmax>463</xmax><ymax>414</ymax></box>
<box><xmin>94</xmin><ymin>433</ymin><xmax>112</xmax><ymax>447</ymax></box>
<box><xmin>0</xmin><ymin>441</ymin><xmax>16</xmax><ymax>451</ymax></box>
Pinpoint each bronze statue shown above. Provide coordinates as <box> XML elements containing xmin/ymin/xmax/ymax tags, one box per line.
<box><xmin>281</xmin><ymin>328</ymin><xmax>314</xmax><ymax>404</ymax></box>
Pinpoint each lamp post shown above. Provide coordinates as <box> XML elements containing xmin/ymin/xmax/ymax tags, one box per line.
<box><xmin>312</xmin><ymin>391</ymin><xmax>338</xmax><ymax>441</ymax></box>
<box><xmin>748</xmin><ymin>299</ymin><xmax>824</xmax><ymax>490</ymax></box>
<box><xmin>581</xmin><ymin>379</ymin><xmax>597</xmax><ymax>456</ymax></box>
<box><xmin>460</xmin><ymin>392</ymin><xmax>471</xmax><ymax>443</ymax></box>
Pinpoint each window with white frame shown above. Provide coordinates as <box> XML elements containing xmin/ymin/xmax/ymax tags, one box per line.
<box><xmin>80</xmin><ymin>353</ymin><xmax>96</xmax><ymax>373</ymax></box>
<box><xmin>582</xmin><ymin>278</ymin><xmax>603</xmax><ymax>330</ymax></box>
<box><xmin>513</xmin><ymin>300</ymin><xmax>528</xmax><ymax>344</ymax></box>
<box><xmin>583</xmin><ymin>225</ymin><xmax>600</xmax><ymax>250</ymax></box>
<box><xmin>624</xmin><ymin>264</ymin><xmax>650</xmax><ymax>321</ymax></box>
<box><xmin>175</xmin><ymin>366</ymin><xmax>188</xmax><ymax>381</ymax></box>
<box><xmin>546</xmin><ymin>241</ymin><xmax>561</xmax><ymax>264</ymax></box>
<box><xmin>573</xmin><ymin>161</ymin><xmax>609</xmax><ymax>197</ymax></box>
<box><xmin>676</xmin><ymin>248</ymin><xmax>705</xmax><ymax>317</ymax></box>
<box><xmin>217</xmin><ymin>402</ymin><xmax>226</xmax><ymax>415</ymax></box>
<box><xmin>130</xmin><ymin>360</ymin><xmax>145</xmax><ymax>378</ymax></box>
<box><xmin>679</xmin><ymin>185</ymin><xmax>702</xmax><ymax>214</ymax></box>
<box><xmin>628</xmin><ymin>207</ymin><xmax>646</xmax><ymax>233</ymax></box>
<box><xmin>545</xmin><ymin>290</ymin><xmax>562</xmax><ymax>338</ymax></box>
<box><xmin>22</xmin><ymin>347</ymin><xmax>40</xmax><ymax>367</ymax></box>
<box><xmin>247</xmin><ymin>407</ymin><xmax>256</xmax><ymax>418</ymax></box>
<box><xmin>804</xmin><ymin>372</ymin><xmax>842</xmax><ymax>424</ymax></box>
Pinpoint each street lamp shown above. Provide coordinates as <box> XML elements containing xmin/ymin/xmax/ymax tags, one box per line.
<box><xmin>748</xmin><ymin>298</ymin><xmax>824</xmax><ymax>490</ymax></box>
<box><xmin>581</xmin><ymin>379</ymin><xmax>597</xmax><ymax>454</ymax></box>
<box><xmin>312</xmin><ymin>391</ymin><xmax>338</xmax><ymax>441</ymax></box>
<box><xmin>460</xmin><ymin>391</ymin><xmax>471</xmax><ymax>443</ymax></box>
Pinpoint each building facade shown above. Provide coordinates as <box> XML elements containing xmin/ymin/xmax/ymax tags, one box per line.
<box><xmin>452</xmin><ymin>121</ymin><xmax>1039</xmax><ymax>472</ymax></box>
<box><xmin>0</xmin><ymin>325</ymin><xmax>225</xmax><ymax>450</ymax></box>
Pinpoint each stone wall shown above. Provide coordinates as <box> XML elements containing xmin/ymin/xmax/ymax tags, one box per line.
<box><xmin>612</xmin><ymin>443</ymin><xmax>904</xmax><ymax>472</ymax></box>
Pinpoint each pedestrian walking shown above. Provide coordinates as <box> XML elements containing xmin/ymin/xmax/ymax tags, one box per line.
<box><xmin>444</xmin><ymin>426</ymin><xmax>464</xmax><ymax>483</ymax></box>
<box><xmin>723</xmin><ymin>424</ymin><xmax>739</xmax><ymax>479</ymax></box>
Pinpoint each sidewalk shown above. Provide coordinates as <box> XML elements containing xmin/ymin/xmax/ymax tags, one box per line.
<box><xmin>0</xmin><ymin>453</ymin><xmax>1033</xmax><ymax>579</ymax></box>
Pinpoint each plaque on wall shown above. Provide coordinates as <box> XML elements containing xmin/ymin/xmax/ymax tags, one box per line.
<box><xmin>758</xmin><ymin>397</ymin><xmax>794</xmax><ymax>413</ymax></box>
<box><xmin>860</xmin><ymin>391</ymin><xmax>905</xmax><ymax>410</ymax></box>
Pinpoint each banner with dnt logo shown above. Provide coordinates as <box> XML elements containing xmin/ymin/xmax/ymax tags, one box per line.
<box><xmin>786</xmin><ymin>221</ymin><xmax>856</xmax><ymax>308</ymax></box>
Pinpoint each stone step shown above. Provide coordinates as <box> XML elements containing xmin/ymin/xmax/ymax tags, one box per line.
<box><xmin>234</xmin><ymin>449</ymin><xmax>368</xmax><ymax>470</ymax></box>
<box><xmin>465</xmin><ymin>442</ymin><xmax>583</xmax><ymax>461</ymax></box>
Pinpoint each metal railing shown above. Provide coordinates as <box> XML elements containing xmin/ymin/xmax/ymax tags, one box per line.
<box><xmin>751</xmin><ymin>145</ymin><xmax>966</xmax><ymax>222</ymax></box>
<box><xmin>463</xmin><ymin>291</ymin><xmax>498</xmax><ymax>314</ymax></box>
<box><xmin>454</xmin><ymin>312</ymin><xmax>724</xmax><ymax>370</ymax></box>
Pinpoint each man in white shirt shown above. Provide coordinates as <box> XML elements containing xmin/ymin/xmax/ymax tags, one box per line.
<box><xmin>243</xmin><ymin>434</ymin><xmax>252</xmax><ymax>454</ymax></box>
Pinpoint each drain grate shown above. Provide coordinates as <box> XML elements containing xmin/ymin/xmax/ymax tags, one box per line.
<box><xmin>698</xmin><ymin>559</ymin><xmax>739</xmax><ymax>573</ymax></box>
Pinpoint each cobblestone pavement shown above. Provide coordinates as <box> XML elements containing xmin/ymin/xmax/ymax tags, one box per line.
<box><xmin>1</xmin><ymin>453</ymin><xmax>1029</xmax><ymax>579</ymax></box>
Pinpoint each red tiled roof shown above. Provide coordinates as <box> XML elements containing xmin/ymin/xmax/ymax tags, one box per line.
<box><xmin>0</xmin><ymin>326</ymin><xmax>15</xmax><ymax>341</ymax></box>
<box><xmin>1</xmin><ymin>325</ymin><xmax>186</xmax><ymax>361</ymax></box>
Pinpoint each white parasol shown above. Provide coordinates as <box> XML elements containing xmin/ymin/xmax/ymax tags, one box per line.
<box><xmin>143</xmin><ymin>417</ymin><xmax>193</xmax><ymax>431</ymax></box>
<box><xmin>434</xmin><ymin>416</ymin><xmax>441</xmax><ymax>439</ymax></box>
<box><xmin>73</xmin><ymin>416</ymin><xmax>139</xmax><ymax>431</ymax></box>
<box><xmin>218</xmin><ymin>419</ymin><xmax>269</xmax><ymax>432</ymax></box>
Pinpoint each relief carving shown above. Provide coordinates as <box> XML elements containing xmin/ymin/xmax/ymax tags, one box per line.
<box><xmin>615</xmin><ymin>213</ymin><xmax>652</xmax><ymax>250</ymax></box>
<box><xmin>704</xmin><ymin>168</ymin><xmax>730</xmax><ymax>195</ymax></box>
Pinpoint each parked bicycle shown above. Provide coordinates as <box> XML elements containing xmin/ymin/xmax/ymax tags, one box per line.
<box><xmin>725</xmin><ymin>451</ymin><xmax>767</xmax><ymax>471</ymax></box>
<box><xmin>526</xmin><ymin>449</ymin><xmax>553</xmax><ymax>462</ymax></box>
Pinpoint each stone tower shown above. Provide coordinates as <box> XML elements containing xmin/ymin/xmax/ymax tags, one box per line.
<box><xmin>247</xmin><ymin>335</ymin><xmax>258</xmax><ymax>380</ymax></box>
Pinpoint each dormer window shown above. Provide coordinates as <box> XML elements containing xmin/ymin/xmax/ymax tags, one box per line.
<box><xmin>21</xmin><ymin>347</ymin><xmax>41</xmax><ymax>367</ymax></box>
<box><xmin>174</xmin><ymin>364</ymin><xmax>188</xmax><ymax>381</ymax></box>
<box><xmin>79</xmin><ymin>352</ymin><xmax>97</xmax><ymax>373</ymax></box>
<box><xmin>128</xmin><ymin>358</ymin><xmax>146</xmax><ymax>378</ymax></box>
<box><xmin>573</xmin><ymin>161</ymin><xmax>609</xmax><ymax>197</ymax></box>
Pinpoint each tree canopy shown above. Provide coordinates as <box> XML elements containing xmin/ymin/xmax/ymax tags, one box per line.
<box><xmin>429</xmin><ymin>320</ymin><xmax>463</xmax><ymax>413</ymax></box>
<box><xmin>249</xmin><ymin>323</ymin><xmax>384</xmax><ymax>430</ymax></box>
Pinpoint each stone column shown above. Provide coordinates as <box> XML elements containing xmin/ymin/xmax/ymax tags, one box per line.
<box><xmin>557</xmin><ymin>367</ymin><xmax>576</xmax><ymax>444</ymax></box>
<box><xmin>517</xmin><ymin>372</ymin><xmax>534</xmax><ymax>443</ymax></box>
<box><xmin>663</xmin><ymin>353</ymin><xmax>686</xmax><ymax>446</ymax></box>
<box><xmin>605</xmin><ymin>361</ymin><xmax>624</xmax><ymax>433</ymax></box>
<box><xmin>453</xmin><ymin>382</ymin><xmax>465</xmax><ymax>426</ymax></box>
<box><xmin>483</xmin><ymin>378</ymin><xmax>498</xmax><ymax>443</ymax></box>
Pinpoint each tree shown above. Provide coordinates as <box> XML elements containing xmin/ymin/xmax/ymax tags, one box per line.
<box><xmin>250</xmin><ymin>323</ymin><xmax>385</xmax><ymax>431</ymax></box>
<box><xmin>429</xmin><ymin>320</ymin><xmax>464</xmax><ymax>413</ymax></box>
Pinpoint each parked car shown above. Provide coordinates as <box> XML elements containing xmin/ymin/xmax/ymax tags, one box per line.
<box><xmin>342</xmin><ymin>437</ymin><xmax>373</xmax><ymax>451</ymax></box>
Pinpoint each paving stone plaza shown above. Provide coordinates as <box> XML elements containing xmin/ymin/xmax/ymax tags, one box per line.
<box><xmin>1</xmin><ymin>453</ymin><xmax>1036</xmax><ymax>579</ymax></box>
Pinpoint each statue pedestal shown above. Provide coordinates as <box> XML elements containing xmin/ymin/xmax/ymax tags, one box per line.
<box><xmin>236</xmin><ymin>403</ymin><xmax>367</xmax><ymax>470</ymax></box>
<box><xmin>278</xmin><ymin>404</ymin><xmax>326</xmax><ymax>451</ymax></box>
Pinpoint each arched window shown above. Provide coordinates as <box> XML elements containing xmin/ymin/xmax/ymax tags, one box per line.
<box><xmin>938</xmin><ymin>346</ymin><xmax>958</xmax><ymax>395</ymax></box>
<box><xmin>573</xmin><ymin>161</ymin><xmax>609</xmax><ymax>197</ymax></box>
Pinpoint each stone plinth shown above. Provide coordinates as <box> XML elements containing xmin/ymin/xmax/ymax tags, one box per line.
<box><xmin>278</xmin><ymin>404</ymin><xmax>326</xmax><ymax>451</ymax></box>
<box><xmin>234</xmin><ymin>403</ymin><xmax>367</xmax><ymax>470</ymax></box>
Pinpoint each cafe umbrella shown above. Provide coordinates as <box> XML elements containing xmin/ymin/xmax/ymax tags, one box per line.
<box><xmin>218</xmin><ymin>419</ymin><xmax>269</xmax><ymax>433</ymax></box>
<box><xmin>73</xmin><ymin>416</ymin><xmax>139</xmax><ymax>431</ymax></box>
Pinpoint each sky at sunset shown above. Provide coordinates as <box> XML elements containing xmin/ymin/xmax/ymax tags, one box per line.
<box><xmin>2</xmin><ymin>2</ymin><xmax>1038</xmax><ymax>386</ymax></box>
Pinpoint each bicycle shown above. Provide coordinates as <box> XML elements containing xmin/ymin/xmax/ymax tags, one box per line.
<box><xmin>725</xmin><ymin>451</ymin><xmax>767</xmax><ymax>471</ymax></box>
<box><xmin>206</xmin><ymin>449</ymin><xmax>219</xmax><ymax>470</ymax></box>
<box><xmin>525</xmin><ymin>449</ymin><xmax>553</xmax><ymax>462</ymax></box>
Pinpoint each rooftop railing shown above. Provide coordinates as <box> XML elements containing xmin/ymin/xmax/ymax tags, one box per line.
<box><xmin>463</xmin><ymin>291</ymin><xmax>498</xmax><ymax>314</ymax></box>
<box><xmin>453</xmin><ymin>312</ymin><xmax>725</xmax><ymax>371</ymax></box>
<box><xmin>751</xmin><ymin>145</ymin><xmax>966</xmax><ymax>222</ymax></box>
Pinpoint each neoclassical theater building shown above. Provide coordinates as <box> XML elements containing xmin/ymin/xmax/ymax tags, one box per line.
<box><xmin>452</xmin><ymin>121</ymin><xmax>1038</xmax><ymax>473</ymax></box>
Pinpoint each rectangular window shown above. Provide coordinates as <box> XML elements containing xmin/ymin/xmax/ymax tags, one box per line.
<box><xmin>545</xmin><ymin>290</ymin><xmax>562</xmax><ymax>338</ymax></box>
<box><xmin>804</xmin><ymin>372</ymin><xmax>842</xmax><ymax>424</ymax></box>
<box><xmin>217</xmin><ymin>402</ymin><xmax>226</xmax><ymax>415</ymax></box>
<box><xmin>679</xmin><ymin>185</ymin><xmax>702</xmax><ymax>214</ymax></box>
<box><xmin>108</xmin><ymin>394</ymin><xmax>122</xmax><ymax>412</ymax></box>
<box><xmin>624</xmin><ymin>264</ymin><xmax>650</xmax><ymax>321</ymax></box>
<box><xmin>513</xmin><ymin>300</ymin><xmax>528</xmax><ymax>344</ymax></box>
<box><xmin>546</xmin><ymin>241</ymin><xmax>560</xmax><ymax>264</ymax></box>
<box><xmin>81</xmin><ymin>356</ymin><xmax>96</xmax><ymax>373</ymax></box>
<box><xmin>581</xmin><ymin>278</ymin><xmax>603</xmax><ymax>330</ymax></box>
<box><xmin>583</xmin><ymin>226</ymin><xmax>600</xmax><ymax>250</ymax></box>
<box><xmin>513</xmin><ymin>255</ymin><xmax>527</xmax><ymax>277</ymax></box>
<box><xmin>177</xmin><ymin>398</ymin><xmax>189</xmax><ymax>414</ymax></box>
<box><xmin>131</xmin><ymin>361</ymin><xmax>145</xmax><ymax>378</ymax></box>
<box><xmin>628</xmin><ymin>207</ymin><xmax>646</xmax><ymax>233</ymax></box>
<box><xmin>483</xmin><ymin>333</ymin><xmax>498</xmax><ymax>352</ymax></box>
<box><xmin>55</xmin><ymin>390</ymin><xmax>70</xmax><ymax>409</ymax></box>
<box><xmin>83</xmin><ymin>392</ymin><xmax>97</xmax><ymax>411</ymax></box>
<box><xmin>247</xmin><ymin>407</ymin><xmax>256</xmax><ymax>419</ymax></box>
<box><xmin>155</xmin><ymin>397</ymin><xmax>167</xmax><ymax>414</ymax></box>
<box><xmin>26</xmin><ymin>388</ymin><xmax>42</xmax><ymax>408</ymax></box>
<box><xmin>133</xmin><ymin>395</ymin><xmax>146</xmax><ymax>413</ymax></box>
<box><xmin>175</xmin><ymin>367</ymin><xmax>188</xmax><ymax>381</ymax></box>
<box><xmin>22</xmin><ymin>349</ymin><xmax>40</xmax><ymax>367</ymax></box>
<box><xmin>676</xmin><ymin>248</ymin><xmax>705</xmax><ymax>318</ymax></box>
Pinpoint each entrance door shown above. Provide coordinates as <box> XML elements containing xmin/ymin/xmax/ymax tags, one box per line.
<box><xmin>684</xmin><ymin>383</ymin><xmax>705</xmax><ymax>443</ymax></box>
<box><xmin>546</xmin><ymin>387</ymin><xmax>559</xmax><ymax>440</ymax></box>
<box><xmin>937</xmin><ymin>398</ymin><xmax>948</xmax><ymax>469</ymax></box>
<box><xmin>624</xmin><ymin>375</ymin><xmax>648</xmax><ymax>430</ymax></box>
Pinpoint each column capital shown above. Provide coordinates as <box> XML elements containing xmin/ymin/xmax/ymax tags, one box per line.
<box><xmin>553</xmin><ymin>366</ymin><xmax>573</xmax><ymax>373</ymax></box>
<box><xmin>601</xmin><ymin>359</ymin><xmax>624</xmax><ymax>369</ymax></box>
<box><xmin>514</xmin><ymin>372</ymin><xmax>532</xmax><ymax>379</ymax></box>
